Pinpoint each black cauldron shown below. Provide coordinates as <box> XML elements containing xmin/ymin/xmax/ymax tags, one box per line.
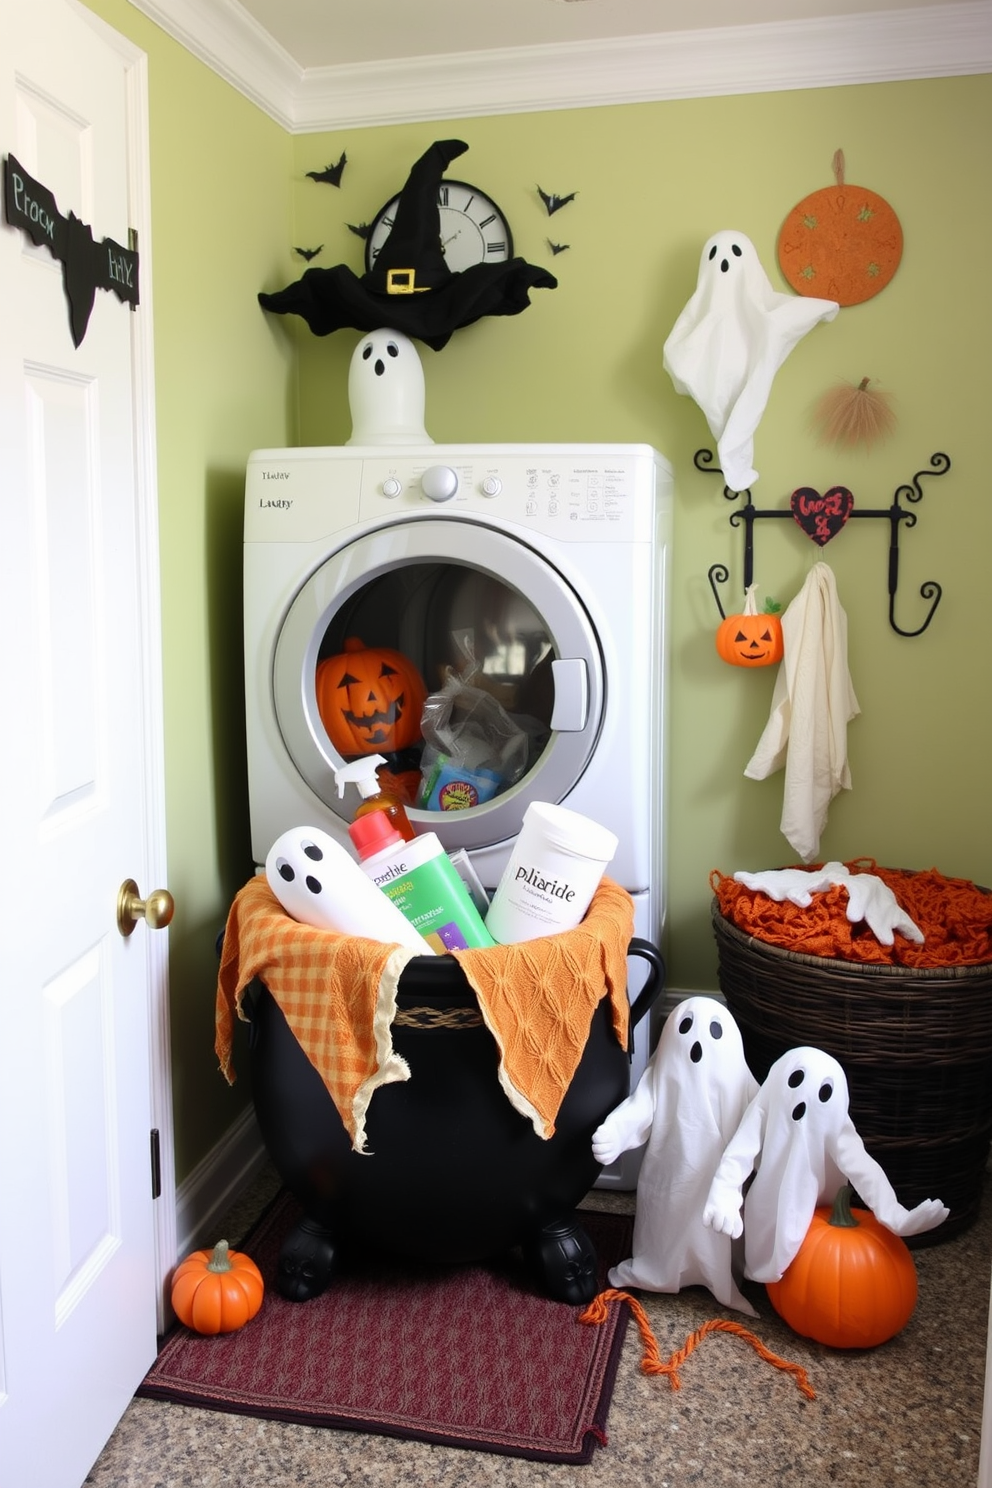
<box><xmin>245</xmin><ymin>937</ymin><xmax>663</xmax><ymax>1304</ymax></box>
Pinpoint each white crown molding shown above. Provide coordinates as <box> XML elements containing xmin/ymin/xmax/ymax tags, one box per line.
<box><xmin>128</xmin><ymin>0</ymin><xmax>992</xmax><ymax>131</ymax></box>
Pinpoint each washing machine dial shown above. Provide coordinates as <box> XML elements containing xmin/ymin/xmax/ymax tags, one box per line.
<box><xmin>420</xmin><ymin>464</ymin><xmax>459</xmax><ymax>503</ymax></box>
<box><xmin>381</xmin><ymin>476</ymin><xmax>403</xmax><ymax>499</ymax></box>
<box><xmin>481</xmin><ymin>476</ymin><xmax>502</xmax><ymax>498</ymax></box>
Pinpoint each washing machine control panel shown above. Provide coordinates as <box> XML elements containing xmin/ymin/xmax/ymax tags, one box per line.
<box><xmin>245</xmin><ymin>444</ymin><xmax>667</xmax><ymax>544</ymax></box>
<box><xmin>357</xmin><ymin>448</ymin><xmax>660</xmax><ymax>542</ymax></box>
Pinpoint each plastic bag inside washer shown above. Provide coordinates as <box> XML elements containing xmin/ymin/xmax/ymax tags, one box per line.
<box><xmin>418</xmin><ymin>671</ymin><xmax>528</xmax><ymax>811</ymax></box>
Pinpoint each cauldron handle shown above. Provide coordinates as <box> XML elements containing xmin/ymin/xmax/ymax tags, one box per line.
<box><xmin>626</xmin><ymin>936</ymin><xmax>666</xmax><ymax>1045</ymax></box>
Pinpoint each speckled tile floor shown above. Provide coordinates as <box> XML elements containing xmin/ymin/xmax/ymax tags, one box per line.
<box><xmin>86</xmin><ymin>1163</ymin><xmax>990</xmax><ymax>1488</ymax></box>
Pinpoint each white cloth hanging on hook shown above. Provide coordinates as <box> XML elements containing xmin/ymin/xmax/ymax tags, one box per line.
<box><xmin>744</xmin><ymin>562</ymin><xmax>860</xmax><ymax>862</ymax></box>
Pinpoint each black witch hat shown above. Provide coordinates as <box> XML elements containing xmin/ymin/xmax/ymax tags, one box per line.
<box><xmin>258</xmin><ymin>140</ymin><xmax>556</xmax><ymax>352</ymax></box>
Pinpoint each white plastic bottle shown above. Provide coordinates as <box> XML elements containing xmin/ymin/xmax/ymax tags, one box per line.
<box><xmin>484</xmin><ymin>801</ymin><xmax>619</xmax><ymax>944</ymax></box>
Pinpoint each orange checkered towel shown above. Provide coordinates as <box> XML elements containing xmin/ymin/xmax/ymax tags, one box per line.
<box><xmin>452</xmin><ymin>876</ymin><xmax>634</xmax><ymax>1139</ymax></box>
<box><xmin>215</xmin><ymin>875</ymin><xmax>423</xmax><ymax>1153</ymax></box>
<box><xmin>216</xmin><ymin>873</ymin><xmax>635</xmax><ymax>1151</ymax></box>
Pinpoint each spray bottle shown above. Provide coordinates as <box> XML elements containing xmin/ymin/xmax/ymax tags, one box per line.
<box><xmin>349</xmin><ymin>812</ymin><xmax>495</xmax><ymax>952</ymax></box>
<box><xmin>335</xmin><ymin>753</ymin><xmax>416</xmax><ymax>842</ymax></box>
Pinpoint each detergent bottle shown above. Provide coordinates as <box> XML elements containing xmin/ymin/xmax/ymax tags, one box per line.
<box><xmin>335</xmin><ymin>753</ymin><xmax>416</xmax><ymax>842</ymax></box>
<box><xmin>349</xmin><ymin>812</ymin><xmax>495</xmax><ymax>952</ymax></box>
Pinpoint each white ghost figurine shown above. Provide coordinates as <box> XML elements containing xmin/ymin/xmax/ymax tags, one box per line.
<box><xmin>592</xmin><ymin>996</ymin><xmax>759</xmax><ymax>1315</ymax></box>
<box><xmin>346</xmin><ymin>327</ymin><xmax>433</xmax><ymax>446</ymax></box>
<box><xmin>663</xmin><ymin>231</ymin><xmax>839</xmax><ymax>493</ymax></box>
<box><xmin>703</xmin><ymin>1046</ymin><xmax>948</xmax><ymax>1283</ymax></box>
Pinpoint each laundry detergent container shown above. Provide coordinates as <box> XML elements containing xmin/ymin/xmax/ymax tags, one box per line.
<box><xmin>218</xmin><ymin>878</ymin><xmax>663</xmax><ymax>1304</ymax></box>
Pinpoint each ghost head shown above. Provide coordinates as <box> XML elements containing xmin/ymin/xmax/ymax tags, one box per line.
<box><xmin>346</xmin><ymin>328</ymin><xmax>432</xmax><ymax>446</ymax></box>
<box><xmin>663</xmin><ymin>230</ymin><xmax>838</xmax><ymax>492</ymax></box>
<box><xmin>656</xmin><ymin>995</ymin><xmax>755</xmax><ymax>1132</ymax></box>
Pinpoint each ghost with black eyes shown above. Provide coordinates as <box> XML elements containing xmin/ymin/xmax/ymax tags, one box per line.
<box><xmin>346</xmin><ymin>326</ymin><xmax>433</xmax><ymax>446</ymax></box>
<box><xmin>703</xmin><ymin>1046</ymin><xmax>948</xmax><ymax>1282</ymax></box>
<box><xmin>662</xmin><ymin>230</ymin><xmax>839</xmax><ymax>493</ymax></box>
<box><xmin>592</xmin><ymin>996</ymin><xmax>759</xmax><ymax>1314</ymax></box>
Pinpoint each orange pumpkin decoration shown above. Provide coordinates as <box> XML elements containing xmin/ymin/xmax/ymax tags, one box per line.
<box><xmin>766</xmin><ymin>1185</ymin><xmax>918</xmax><ymax>1349</ymax></box>
<box><xmin>316</xmin><ymin>636</ymin><xmax>427</xmax><ymax>756</ymax></box>
<box><xmin>715</xmin><ymin>586</ymin><xmax>784</xmax><ymax>668</ymax></box>
<box><xmin>778</xmin><ymin>150</ymin><xmax>903</xmax><ymax>307</ymax></box>
<box><xmin>171</xmin><ymin>1239</ymin><xmax>264</xmax><ymax>1335</ymax></box>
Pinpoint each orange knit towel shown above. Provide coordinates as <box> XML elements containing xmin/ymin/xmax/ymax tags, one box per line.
<box><xmin>453</xmin><ymin>877</ymin><xmax>634</xmax><ymax>1138</ymax></box>
<box><xmin>580</xmin><ymin>1289</ymin><xmax>816</xmax><ymax>1400</ymax></box>
<box><xmin>712</xmin><ymin>859</ymin><xmax>992</xmax><ymax>968</ymax></box>
<box><xmin>215</xmin><ymin>874</ymin><xmax>634</xmax><ymax>1150</ymax></box>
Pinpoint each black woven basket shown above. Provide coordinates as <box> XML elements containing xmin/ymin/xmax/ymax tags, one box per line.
<box><xmin>712</xmin><ymin>899</ymin><xmax>992</xmax><ymax>1242</ymax></box>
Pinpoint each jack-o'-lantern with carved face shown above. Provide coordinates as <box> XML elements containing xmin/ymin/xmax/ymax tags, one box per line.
<box><xmin>316</xmin><ymin>636</ymin><xmax>428</xmax><ymax>755</ymax></box>
<box><xmin>715</xmin><ymin>587</ymin><xmax>784</xmax><ymax>668</ymax></box>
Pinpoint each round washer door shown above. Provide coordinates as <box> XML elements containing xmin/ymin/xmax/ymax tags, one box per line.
<box><xmin>272</xmin><ymin>517</ymin><xmax>605</xmax><ymax>854</ymax></box>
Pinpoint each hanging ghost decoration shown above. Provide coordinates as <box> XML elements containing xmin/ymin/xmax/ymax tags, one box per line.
<box><xmin>703</xmin><ymin>1046</ymin><xmax>948</xmax><ymax>1283</ymax></box>
<box><xmin>592</xmin><ymin>996</ymin><xmax>759</xmax><ymax>1315</ymax></box>
<box><xmin>662</xmin><ymin>231</ymin><xmax>839</xmax><ymax>493</ymax></box>
<box><xmin>346</xmin><ymin>328</ymin><xmax>432</xmax><ymax>445</ymax></box>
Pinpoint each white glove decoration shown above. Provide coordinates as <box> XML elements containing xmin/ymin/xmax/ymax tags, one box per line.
<box><xmin>733</xmin><ymin>862</ymin><xmax>849</xmax><ymax>907</ymax></box>
<box><xmin>832</xmin><ymin>1124</ymin><xmax>948</xmax><ymax>1236</ymax></box>
<box><xmin>836</xmin><ymin>872</ymin><xmax>925</xmax><ymax>945</ymax></box>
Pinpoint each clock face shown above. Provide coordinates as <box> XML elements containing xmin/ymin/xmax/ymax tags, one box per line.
<box><xmin>365</xmin><ymin>180</ymin><xmax>513</xmax><ymax>276</ymax></box>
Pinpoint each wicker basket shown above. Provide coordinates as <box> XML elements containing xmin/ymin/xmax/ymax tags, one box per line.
<box><xmin>712</xmin><ymin>899</ymin><xmax>992</xmax><ymax>1242</ymax></box>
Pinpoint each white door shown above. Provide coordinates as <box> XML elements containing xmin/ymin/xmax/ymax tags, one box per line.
<box><xmin>0</xmin><ymin>3</ymin><xmax>172</xmax><ymax>1486</ymax></box>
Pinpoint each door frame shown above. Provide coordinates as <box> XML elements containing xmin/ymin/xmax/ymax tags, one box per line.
<box><xmin>70</xmin><ymin>0</ymin><xmax>176</xmax><ymax>1329</ymax></box>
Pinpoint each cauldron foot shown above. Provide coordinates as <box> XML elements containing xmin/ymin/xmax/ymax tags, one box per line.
<box><xmin>276</xmin><ymin>1215</ymin><xmax>338</xmax><ymax>1301</ymax></box>
<box><xmin>523</xmin><ymin>1216</ymin><xmax>598</xmax><ymax>1305</ymax></box>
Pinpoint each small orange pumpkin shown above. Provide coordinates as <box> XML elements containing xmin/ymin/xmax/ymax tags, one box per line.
<box><xmin>778</xmin><ymin>149</ymin><xmax>903</xmax><ymax>307</ymax></box>
<box><xmin>171</xmin><ymin>1239</ymin><xmax>264</xmax><ymax>1335</ymax></box>
<box><xmin>715</xmin><ymin>586</ymin><xmax>784</xmax><ymax>668</ymax></box>
<box><xmin>316</xmin><ymin>636</ymin><xmax>427</xmax><ymax>756</ymax></box>
<box><xmin>766</xmin><ymin>1185</ymin><xmax>918</xmax><ymax>1349</ymax></box>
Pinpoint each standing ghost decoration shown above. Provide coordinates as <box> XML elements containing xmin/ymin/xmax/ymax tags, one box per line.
<box><xmin>663</xmin><ymin>231</ymin><xmax>839</xmax><ymax>493</ymax></box>
<box><xmin>592</xmin><ymin>996</ymin><xmax>759</xmax><ymax>1315</ymax></box>
<box><xmin>346</xmin><ymin>328</ymin><xmax>432</xmax><ymax>446</ymax></box>
<box><xmin>703</xmin><ymin>1046</ymin><xmax>948</xmax><ymax>1283</ymax></box>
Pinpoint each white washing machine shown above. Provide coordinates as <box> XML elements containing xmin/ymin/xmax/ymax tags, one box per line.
<box><xmin>243</xmin><ymin>442</ymin><xmax>673</xmax><ymax>1187</ymax></box>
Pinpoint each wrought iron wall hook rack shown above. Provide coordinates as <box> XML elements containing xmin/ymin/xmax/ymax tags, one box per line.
<box><xmin>698</xmin><ymin>449</ymin><xmax>951</xmax><ymax>638</ymax></box>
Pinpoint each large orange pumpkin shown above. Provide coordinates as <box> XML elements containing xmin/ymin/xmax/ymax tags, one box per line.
<box><xmin>715</xmin><ymin>586</ymin><xmax>784</xmax><ymax>668</ymax></box>
<box><xmin>171</xmin><ymin>1240</ymin><xmax>264</xmax><ymax>1335</ymax></box>
<box><xmin>316</xmin><ymin>636</ymin><xmax>427</xmax><ymax>756</ymax></box>
<box><xmin>766</xmin><ymin>1185</ymin><xmax>918</xmax><ymax>1349</ymax></box>
<box><xmin>778</xmin><ymin>150</ymin><xmax>903</xmax><ymax>307</ymax></box>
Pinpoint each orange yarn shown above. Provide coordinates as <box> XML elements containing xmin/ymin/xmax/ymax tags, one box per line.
<box><xmin>580</xmin><ymin>1289</ymin><xmax>815</xmax><ymax>1400</ymax></box>
<box><xmin>711</xmin><ymin>860</ymin><xmax>992</xmax><ymax>968</ymax></box>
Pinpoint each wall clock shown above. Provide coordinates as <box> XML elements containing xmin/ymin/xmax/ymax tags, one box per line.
<box><xmin>365</xmin><ymin>180</ymin><xmax>513</xmax><ymax>275</ymax></box>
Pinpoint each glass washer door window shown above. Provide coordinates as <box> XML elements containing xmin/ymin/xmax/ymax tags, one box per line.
<box><xmin>273</xmin><ymin>518</ymin><xmax>605</xmax><ymax>855</ymax></box>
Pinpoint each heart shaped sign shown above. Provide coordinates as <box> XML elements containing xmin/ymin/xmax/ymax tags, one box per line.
<box><xmin>790</xmin><ymin>485</ymin><xmax>854</xmax><ymax>546</ymax></box>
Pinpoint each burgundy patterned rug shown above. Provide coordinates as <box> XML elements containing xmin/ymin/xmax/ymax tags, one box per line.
<box><xmin>138</xmin><ymin>1192</ymin><xmax>633</xmax><ymax>1463</ymax></box>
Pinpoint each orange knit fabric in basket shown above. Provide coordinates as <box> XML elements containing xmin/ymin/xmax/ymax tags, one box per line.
<box><xmin>712</xmin><ymin>859</ymin><xmax>992</xmax><ymax>967</ymax></box>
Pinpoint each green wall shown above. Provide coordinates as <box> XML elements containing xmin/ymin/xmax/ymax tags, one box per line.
<box><xmin>286</xmin><ymin>80</ymin><xmax>992</xmax><ymax>990</ymax></box>
<box><xmin>77</xmin><ymin>2</ymin><xmax>992</xmax><ymax>1183</ymax></box>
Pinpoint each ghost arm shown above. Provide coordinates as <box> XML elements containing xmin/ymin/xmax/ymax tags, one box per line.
<box><xmin>831</xmin><ymin>1122</ymin><xmax>949</xmax><ymax>1236</ymax></box>
<box><xmin>702</xmin><ymin>1096</ymin><xmax>767</xmax><ymax>1238</ymax></box>
<box><xmin>591</xmin><ymin>1068</ymin><xmax>657</xmax><ymax>1166</ymax></box>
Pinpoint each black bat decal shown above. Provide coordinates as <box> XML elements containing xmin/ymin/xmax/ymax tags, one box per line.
<box><xmin>306</xmin><ymin>151</ymin><xmax>347</xmax><ymax>186</ymax></box>
<box><xmin>293</xmin><ymin>245</ymin><xmax>323</xmax><ymax>261</ymax></box>
<box><xmin>3</xmin><ymin>153</ymin><xmax>138</xmax><ymax>348</ymax></box>
<box><xmin>538</xmin><ymin>186</ymin><xmax>577</xmax><ymax>215</ymax></box>
<box><xmin>548</xmin><ymin>240</ymin><xmax>570</xmax><ymax>256</ymax></box>
<box><xmin>347</xmin><ymin>221</ymin><xmax>372</xmax><ymax>240</ymax></box>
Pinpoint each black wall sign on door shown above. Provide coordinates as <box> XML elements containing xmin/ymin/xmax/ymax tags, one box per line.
<box><xmin>3</xmin><ymin>153</ymin><xmax>139</xmax><ymax>347</ymax></box>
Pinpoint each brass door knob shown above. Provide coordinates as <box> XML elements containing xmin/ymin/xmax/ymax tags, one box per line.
<box><xmin>117</xmin><ymin>878</ymin><xmax>175</xmax><ymax>937</ymax></box>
